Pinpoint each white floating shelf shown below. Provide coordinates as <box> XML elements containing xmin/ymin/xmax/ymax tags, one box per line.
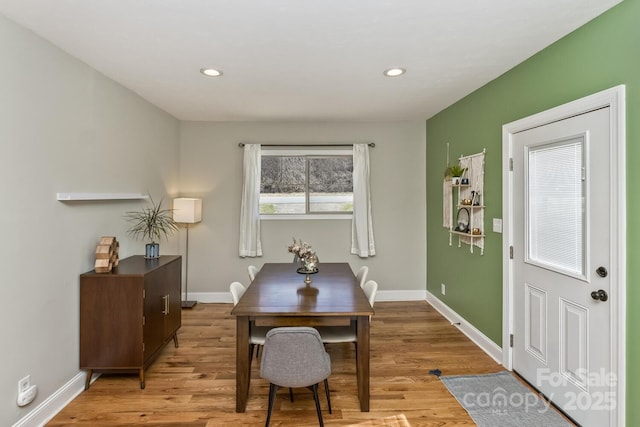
<box><xmin>56</xmin><ymin>192</ymin><xmax>149</xmax><ymax>201</ymax></box>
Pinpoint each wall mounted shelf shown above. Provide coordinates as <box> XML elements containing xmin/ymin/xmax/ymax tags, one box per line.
<box><xmin>447</xmin><ymin>150</ymin><xmax>486</xmax><ymax>254</ymax></box>
<box><xmin>56</xmin><ymin>193</ymin><xmax>149</xmax><ymax>201</ymax></box>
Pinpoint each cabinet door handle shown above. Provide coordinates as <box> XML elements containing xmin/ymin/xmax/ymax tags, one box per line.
<box><xmin>162</xmin><ymin>295</ymin><xmax>169</xmax><ymax>315</ymax></box>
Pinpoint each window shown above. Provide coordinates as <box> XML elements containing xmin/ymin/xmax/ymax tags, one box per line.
<box><xmin>260</xmin><ymin>150</ymin><xmax>353</xmax><ymax>216</ymax></box>
<box><xmin>526</xmin><ymin>138</ymin><xmax>585</xmax><ymax>277</ymax></box>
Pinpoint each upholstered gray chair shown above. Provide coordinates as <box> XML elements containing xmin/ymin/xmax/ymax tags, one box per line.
<box><xmin>316</xmin><ymin>280</ymin><xmax>377</xmax><ymax>344</ymax></box>
<box><xmin>260</xmin><ymin>327</ymin><xmax>332</xmax><ymax>427</ymax></box>
<box><xmin>229</xmin><ymin>281</ymin><xmax>269</xmax><ymax>361</ymax></box>
<box><xmin>247</xmin><ymin>264</ymin><xmax>259</xmax><ymax>282</ymax></box>
<box><xmin>355</xmin><ymin>266</ymin><xmax>369</xmax><ymax>288</ymax></box>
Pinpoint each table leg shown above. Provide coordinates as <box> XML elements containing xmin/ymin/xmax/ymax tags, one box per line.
<box><xmin>356</xmin><ymin>315</ymin><xmax>370</xmax><ymax>412</ymax></box>
<box><xmin>236</xmin><ymin>316</ymin><xmax>251</xmax><ymax>412</ymax></box>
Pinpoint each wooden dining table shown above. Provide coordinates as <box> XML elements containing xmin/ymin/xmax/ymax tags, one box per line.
<box><xmin>231</xmin><ymin>262</ymin><xmax>374</xmax><ymax>412</ymax></box>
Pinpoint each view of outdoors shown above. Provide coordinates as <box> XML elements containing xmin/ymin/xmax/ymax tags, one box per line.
<box><xmin>260</xmin><ymin>155</ymin><xmax>353</xmax><ymax>214</ymax></box>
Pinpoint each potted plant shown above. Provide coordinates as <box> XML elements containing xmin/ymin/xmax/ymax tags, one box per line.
<box><xmin>444</xmin><ymin>164</ymin><xmax>467</xmax><ymax>185</ymax></box>
<box><xmin>125</xmin><ymin>196</ymin><xmax>178</xmax><ymax>258</ymax></box>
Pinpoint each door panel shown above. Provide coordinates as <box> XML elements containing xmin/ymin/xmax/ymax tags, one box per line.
<box><xmin>559</xmin><ymin>299</ymin><xmax>588</xmax><ymax>389</ymax></box>
<box><xmin>525</xmin><ymin>284</ymin><xmax>547</xmax><ymax>363</ymax></box>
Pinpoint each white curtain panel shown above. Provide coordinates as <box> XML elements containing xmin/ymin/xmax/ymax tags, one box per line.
<box><xmin>351</xmin><ymin>144</ymin><xmax>376</xmax><ymax>257</ymax></box>
<box><xmin>238</xmin><ymin>144</ymin><xmax>262</xmax><ymax>257</ymax></box>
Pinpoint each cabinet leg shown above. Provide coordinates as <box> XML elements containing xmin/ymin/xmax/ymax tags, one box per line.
<box><xmin>84</xmin><ymin>370</ymin><xmax>93</xmax><ymax>390</ymax></box>
<box><xmin>173</xmin><ymin>333</ymin><xmax>179</xmax><ymax>348</ymax></box>
<box><xmin>139</xmin><ymin>369</ymin><xmax>145</xmax><ymax>389</ymax></box>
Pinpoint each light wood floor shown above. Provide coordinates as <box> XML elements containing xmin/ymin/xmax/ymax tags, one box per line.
<box><xmin>48</xmin><ymin>301</ymin><xmax>506</xmax><ymax>426</ymax></box>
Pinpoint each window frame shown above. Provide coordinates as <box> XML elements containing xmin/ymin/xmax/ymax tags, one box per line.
<box><xmin>260</xmin><ymin>148</ymin><xmax>353</xmax><ymax>220</ymax></box>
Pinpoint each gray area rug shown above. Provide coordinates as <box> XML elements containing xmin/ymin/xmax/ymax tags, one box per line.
<box><xmin>440</xmin><ymin>371</ymin><xmax>574</xmax><ymax>427</ymax></box>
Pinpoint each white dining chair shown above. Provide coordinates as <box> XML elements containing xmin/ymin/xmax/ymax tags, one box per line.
<box><xmin>355</xmin><ymin>266</ymin><xmax>369</xmax><ymax>288</ymax></box>
<box><xmin>229</xmin><ymin>281</ymin><xmax>270</xmax><ymax>361</ymax></box>
<box><xmin>316</xmin><ymin>280</ymin><xmax>377</xmax><ymax>344</ymax></box>
<box><xmin>248</xmin><ymin>265</ymin><xmax>259</xmax><ymax>282</ymax></box>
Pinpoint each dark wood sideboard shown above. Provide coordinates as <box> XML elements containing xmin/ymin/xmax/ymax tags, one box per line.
<box><xmin>80</xmin><ymin>255</ymin><xmax>182</xmax><ymax>390</ymax></box>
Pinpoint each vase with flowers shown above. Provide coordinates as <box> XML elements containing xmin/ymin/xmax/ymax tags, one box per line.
<box><xmin>288</xmin><ymin>238</ymin><xmax>319</xmax><ymax>272</ymax></box>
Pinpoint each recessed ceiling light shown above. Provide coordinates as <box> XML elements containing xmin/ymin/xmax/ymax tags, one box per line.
<box><xmin>383</xmin><ymin>67</ymin><xmax>406</xmax><ymax>77</ymax></box>
<box><xmin>200</xmin><ymin>68</ymin><xmax>223</xmax><ymax>77</ymax></box>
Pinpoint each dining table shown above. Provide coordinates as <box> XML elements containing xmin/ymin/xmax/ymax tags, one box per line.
<box><xmin>231</xmin><ymin>262</ymin><xmax>374</xmax><ymax>412</ymax></box>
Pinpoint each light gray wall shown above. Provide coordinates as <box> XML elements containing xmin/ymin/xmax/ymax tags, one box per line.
<box><xmin>0</xmin><ymin>14</ymin><xmax>180</xmax><ymax>426</ymax></box>
<box><xmin>178</xmin><ymin>121</ymin><xmax>427</xmax><ymax>295</ymax></box>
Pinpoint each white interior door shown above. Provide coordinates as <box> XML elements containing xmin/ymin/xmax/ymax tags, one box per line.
<box><xmin>511</xmin><ymin>107</ymin><xmax>613</xmax><ymax>427</ymax></box>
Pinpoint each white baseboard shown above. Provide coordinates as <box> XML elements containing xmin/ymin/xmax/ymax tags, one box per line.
<box><xmin>189</xmin><ymin>289</ymin><xmax>428</xmax><ymax>304</ymax></box>
<box><xmin>12</xmin><ymin>372</ymin><xmax>88</xmax><ymax>427</ymax></box>
<box><xmin>187</xmin><ymin>291</ymin><xmax>233</xmax><ymax>304</ymax></box>
<box><xmin>426</xmin><ymin>291</ymin><xmax>503</xmax><ymax>364</ymax></box>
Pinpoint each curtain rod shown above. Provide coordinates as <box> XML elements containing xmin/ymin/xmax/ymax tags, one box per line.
<box><xmin>238</xmin><ymin>142</ymin><xmax>375</xmax><ymax>148</ymax></box>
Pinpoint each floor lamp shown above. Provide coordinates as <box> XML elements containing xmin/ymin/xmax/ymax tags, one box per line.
<box><xmin>173</xmin><ymin>198</ymin><xmax>202</xmax><ymax>309</ymax></box>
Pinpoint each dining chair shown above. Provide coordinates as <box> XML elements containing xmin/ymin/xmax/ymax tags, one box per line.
<box><xmin>229</xmin><ymin>281</ymin><xmax>269</xmax><ymax>361</ymax></box>
<box><xmin>315</xmin><ymin>280</ymin><xmax>377</xmax><ymax>345</ymax></box>
<box><xmin>355</xmin><ymin>266</ymin><xmax>369</xmax><ymax>288</ymax></box>
<box><xmin>247</xmin><ymin>264</ymin><xmax>259</xmax><ymax>282</ymax></box>
<box><xmin>260</xmin><ymin>327</ymin><xmax>332</xmax><ymax>427</ymax></box>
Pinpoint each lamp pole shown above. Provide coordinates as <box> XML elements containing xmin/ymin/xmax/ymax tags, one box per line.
<box><xmin>182</xmin><ymin>223</ymin><xmax>197</xmax><ymax>309</ymax></box>
<box><xmin>173</xmin><ymin>197</ymin><xmax>202</xmax><ymax>309</ymax></box>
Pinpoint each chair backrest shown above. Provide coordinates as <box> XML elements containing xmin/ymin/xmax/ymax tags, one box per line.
<box><xmin>247</xmin><ymin>265</ymin><xmax>259</xmax><ymax>282</ymax></box>
<box><xmin>260</xmin><ymin>327</ymin><xmax>331</xmax><ymax>388</ymax></box>
<box><xmin>356</xmin><ymin>266</ymin><xmax>369</xmax><ymax>288</ymax></box>
<box><xmin>230</xmin><ymin>281</ymin><xmax>246</xmax><ymax>306</ymax></box>
<box><xmin>362</xmin><ymin>280</ymin><xmax>378</xmax><ymax>307</ymax></box>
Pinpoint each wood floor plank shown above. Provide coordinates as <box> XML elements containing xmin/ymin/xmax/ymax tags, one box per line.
<box><xmin>47</xmin><ymin>301</ymin><xmax>503</xmax><ymax>426</ymax></box>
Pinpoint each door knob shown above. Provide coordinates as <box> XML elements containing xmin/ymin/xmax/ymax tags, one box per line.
<box><xmin>596</xmin><ymin>267</ymin><xmax>608</xmax><ymax>278</ymax></box>
<box><xmin>590</xmin><ymin>289</ymin><xmax>608</xmax><ymax>302</ymax></box>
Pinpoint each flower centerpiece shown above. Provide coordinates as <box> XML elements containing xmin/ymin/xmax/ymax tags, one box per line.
<box><xmin>288</xmin><ymin>238</ymin><xmax>319</xmax><ymax>272</ymax></box>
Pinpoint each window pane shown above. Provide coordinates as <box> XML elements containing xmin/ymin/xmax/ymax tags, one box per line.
<box><xmin>309</xmin><ymin>157</ymin><xmax>353</xmax><ymax>213</ymax></box>
<box><xmin>260</xmin><ymin>156</ymin><xmax>305</xmax><ymax>214</ymax></box>
<box><xmin>527</xmin><ymin>139</ymin><xmax>584</xmax><ymax>276</ymax></box>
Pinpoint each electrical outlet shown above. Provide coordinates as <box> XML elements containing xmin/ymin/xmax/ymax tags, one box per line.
<box><xmin>18</xmin><ymin>375</ymin><xmax>30</xmax><ymax>394</ymax></box>
<box><xmin>441</xmin><ymin>283</ymin><xmax>446</xmax><ymax>295</ymax></box>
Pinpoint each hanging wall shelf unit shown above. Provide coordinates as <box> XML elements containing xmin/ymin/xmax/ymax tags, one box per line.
<box><xmin>56</xmin><ymin>193</ymin><xmax>149</xmax><ymax>201</ymax></box>
<box><xmin>447</xmin><ymin>149</ymin><xmax>486</xmax><ymax>254</ymax></box>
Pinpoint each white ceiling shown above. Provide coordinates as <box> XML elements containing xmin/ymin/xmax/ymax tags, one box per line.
<box><xmin>0</xmin><ymin>0</ymin><xmax>621</xmax><ymax>122</ymax></box>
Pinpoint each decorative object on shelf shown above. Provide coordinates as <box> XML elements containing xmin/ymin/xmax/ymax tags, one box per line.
<box><xmin>125</xmin><ymin>196</ymin><xmax>178</xmax><ymax>259</ymax></box>
<box><xmin>461</xmin><ymin>178</ymin><xmax>470</xmax><ymax>185</ymax></box>
<box><xmin>455</xmin><ymin>208</ymin><xmax>470</xmax><ymax>233</ymax></box>
<box><xmin>471</xmin><ymin>190</ymin><xmax>481</xmax><ymax>206</ymax></box>
<box><xmin>445</xmin><ymin>164</ymin><xmax>467</xmax><ymax>185</ymax></box>
<box><xmin>471</xmin><ymin>228</ymin><xmax>482</xmax><ymax>235</ymax></box>
<box><xmin>173</xmin><ymin>198</ymin><xmax>203</xmax><ymax>309</ymax></box>
<box><xmin>461</xmin><ymin>198</ymin><xmax>473</xmax><ymax>205</ymax></box>
<box><xmin>94</xmin><ymin>236</ymin><xmax>119</xmax><ymax>273</ymax></box>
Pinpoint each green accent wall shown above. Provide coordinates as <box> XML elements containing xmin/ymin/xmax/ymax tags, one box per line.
<box><xmin>426</xmin><ymin>0</ymin><xmax>639</xmax><ymax>424</ymax></box>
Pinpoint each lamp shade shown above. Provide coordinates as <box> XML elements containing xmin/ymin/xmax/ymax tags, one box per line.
<box><xmin>173</xmin><ymin>198</ymin><xmax>202</xmax><ymax>224</ymax></box>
